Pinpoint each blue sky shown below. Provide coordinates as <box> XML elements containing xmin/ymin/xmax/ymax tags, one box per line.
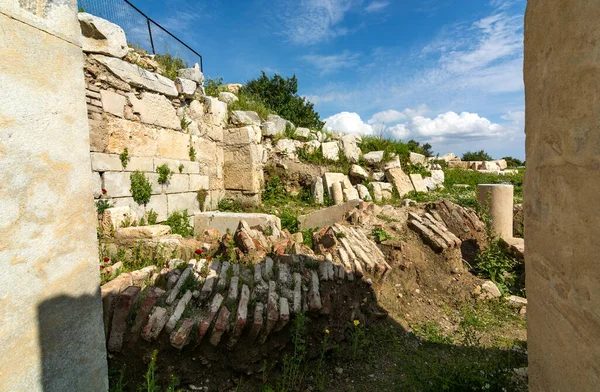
<box><xmin>129</xmin><ymin>0</ymin><xmax>526</xmax><ymax>159</ymax></box>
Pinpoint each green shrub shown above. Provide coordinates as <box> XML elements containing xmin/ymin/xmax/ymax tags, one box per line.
<box><xmin>402</xmin><ymin>163</ymin><xmax>431</xmax><ymax>177</ymax></box>
<box><xmin>130</xmin><ymin>171</ymin><xmax>152</xmax><ymax>206</ymax></box>
<box><xmin>95</xmin><ymin>199</ymin><xmax>113</xmax><ymax>214</ymax></box>
<box><xmin>155</xmin><ymin>53</ymin><xmax>187</xmax><ymax>80</ymax></box>
<box><xmin>189</xmin><ymin>146</ymin><xmax>196</xmax><ymax>162</ymax></box>
<box><xmin>196</xmin><ymin>189</ymin><xmax>208</xmax><ymax>211</ymax></box>
<box><xmin>360</xmin><ymin>136</ymin><xmax>411</xmax><ymax>162</ymax></box>
<box><xmin>462</xmin><ymin>150</ymin><xmax>493</xmax><ymax>161</ymax></box>
<box><xmin>242</xmin><ymin>71</ymin><xmax>324</xmax><ymax>129</ymax></box>
<box><xmin>229</xmin><ymin>91</ymin><xmax>273</xmax><ymax>120</ymax></box>
<box><xmin>262</xmin><ymin>176</ymin><xmax>289</xmax><ymax>206</ymax></box>
<box><xmin>502</xmin><ymin>156</ymin><xmax>524</xmax><ymax>168</ymax></box>
<box><xmin>205</xmin><ymin>77</ymin><xmax>227</xmax><ymax>97</ymax></box>
<box><xmin>277</xmin><ymin>208</ymin><xmax>299</xmax><ymax>233</ymax></box>
<box><xmin>372</xmin><ymin>227</ymin><xmax>392</xmax><ymax>243</ymax></box>
<box><xmin>156</xmin><ymin>164</ymin><xmax>172</xmax><ymax>185</ymax></box>
<box><xmin>119</xmin><ymin>148</ymin><xmax>130</xmax><ymax>169</ymax></box>
<box><xmin>475</xmin><ymin>240</ymin><xmax>519</xmax><ymax>295</ymax></box>
<box><xmin>217</xmin><ymin>198</ymin><xmax>244</xmax><ymax>212</ymax></box>
<box><xmin>165</xmin><ymin>210</ymin><xmax>194</xmax><ymax>237</ymax></box>
<box><xmin>178</xmin><ymin>164</ymin><xmax>184</xmax><ymax>173</ymax></box>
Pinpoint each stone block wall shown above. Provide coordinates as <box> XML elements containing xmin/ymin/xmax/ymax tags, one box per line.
<box><xmin>83</xmin><ymin>49</ymin><xmax>226</xmax><ymax>223</ymax></box>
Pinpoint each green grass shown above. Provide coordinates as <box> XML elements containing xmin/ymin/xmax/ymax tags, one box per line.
<box><xmin>99</xmin><ymin>241</ymin><xmax>171</xmax><ymax>284</ymax></box>
<box><xmin>229</xmin><ymin>91</ymin><xmax>273</xmax><ymax>120</ymax></box>
<box><xmin>154</xmin><ymin>54</ymin><xmax>187</xmax><ymax>81</ymax></box>
<box><xmin>165</xmin><ymin>210</ymin><xmax>194</xmax><ymax>237</ymax></box>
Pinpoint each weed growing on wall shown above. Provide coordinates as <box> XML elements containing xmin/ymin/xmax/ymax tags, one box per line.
<box><xmin>154</xmin><ymin>53</ymin><xmax>187</xmax><ymax>80</ymax></box>
<box><xmin>189</xmin><ymin>146</ymin><xmax>197</xmax><ymax>162</ymax></box>
<box><xmin>205</xmin><ymin>77</ymin><xmax>227</xmax><ymax>97</ymax></box>
<box><xmin>178</xmin><ymin>164</ymin><xmax>184</xmax><ymax>173</ymax></box>
<box><xmin>96</xmin><ymin>199</ymin><xmax>113</xmax><ymax>214</ymax></box>
<box><xmin>475</xmin><ymin>240</ymin><xmax>520</xmax><ymax>295</ymax></box>
<box><xmin>146</xmin><ymin>209</ymin><xmax>158</xmax><ymax>225</ymax></box>
<box><xmin>156</xmin><ymin>164</ymin><xmax>173</xmax><ymax>185</ymax></box>
<box><xmin>130</xmin><ymin>171</ymin><xmax>152</xmax><ymax>205</ymax></box>
<box><xmin>165</xmin><ymin>210</ymin><xmax>194</xmax><ymax>237</ymax></box>
<box><xmin>119</xmin><ymin>148</ymin><xmax>130</xmax><ymax>169</ymax></box>
<box><xmin>196</xmin><ymin>189</ymin><xmax>208</xmax><ymax>211</ymax></box>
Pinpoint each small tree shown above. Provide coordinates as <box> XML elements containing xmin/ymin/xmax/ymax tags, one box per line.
<box><xmin>502</xmin><ymin>156</ymin><xmax>524</xmax><ymax>168</ymax></box>
<box><xmin>462</xmin><ymin>150</ymin><xmax>493</xmax><ymax>161</ymax></box>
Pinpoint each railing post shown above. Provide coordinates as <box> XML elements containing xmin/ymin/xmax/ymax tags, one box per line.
<box><xmin>147</xmin><ymin>18</ymin><xmax>155</xmax><ymax>55</ymax></box>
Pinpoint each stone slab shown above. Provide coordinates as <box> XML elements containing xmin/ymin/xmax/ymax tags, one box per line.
<box><xmin>386</xmin><ymin>168</ymin><xmax>415</xmax><ymax>197</ymax></box>
<box><xmin>409</xmin><ymin>173</ymin><xmax>428</xmax><ymax>193</ymax></box>
<box><xmin>194</xmin><ymin>212</ymin><xmax>281</xmax><ymax>236</ymax></box>
<box><xmin>298</xmin><ymin>200</ymin><xmax>360</xmax><ymax>231</ymax></box>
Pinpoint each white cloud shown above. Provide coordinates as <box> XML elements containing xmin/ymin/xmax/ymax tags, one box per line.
<box><xmin>278</xmin><ymin>0</ymin><xmax>358</xmax><ymax>45</ymax></box>
<box><xmin>368</xmin><ymin>105</ymin><xmax>429</xmax><ymax>124</ymax></box>
<box><xmin>365</xmin><ymin>1</ymin><xmax>390</xmax><ymax>13</ymax></box>
<box><xmin>304</xmin><ymin>91</ymin><xmax>355</xmax><ymax>104</ymax></box>
<box><xmin>301</xmin><ymin>51</ymin><xmax>360</xmax><ymax>74</ymax></box>
<box><xmin>324</xmin><ymin>112</ymin><xmax>374</xmax><ymax>135</ymax></box>
<box><xmin>408</xmin><ymin>111</ymin><xmax>504</xmax><ymax>142</ymax></box>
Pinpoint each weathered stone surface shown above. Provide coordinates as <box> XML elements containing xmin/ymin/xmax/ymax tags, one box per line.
<box><xmin>228</xmin><ymin>284</ymin><xmax>250</xmax><ymax>347</ymax></box>
<box><xmin>305</xmin><ymin>140</ymin><xmax>321</xmax><ymax>154</ymax></box>
<box><xmin>175</xmin><ymin>78</ymin><xmax>196</xmax><ymax>98</ymax></box>
<box><xmin>248</xmin><ymin>303</ymin><xmax>265</xmax><ymax>344</ymax></box>
<box><xmin>100</xmin><ymin>90</ymin><xmax>126</xmax><ymax>117</ymax></box>
<box><xmin>276</xmin><ymin>139</ymin><xmax>297</xmax><ymax>158</ymax></box>
<box><xmin>409</xmin><ymin>174</ymin><xmax>428</xmax><ymax>193</ymax></box>
<box><xmin>127</xmin><ymin>92</ymin><xmax>180</xmax><ymax>130</ymax></box>
<box><xmin>218</xmin><ymin>91</ymin><xmax>239</xmax><ymax>105</ymax></box>
<box><xmin>424</xmin><ymin>177</ymin><xmax>437</xmax><ymax>191</ymax></box>
<box><xmin>383</xmin><ymin>156</ymin><xmax>401</xmax><ymax>170</ymax></box>
<box><xmin>275</xmin><ymin>297</ymin><xmax>290</xmax><ymax>331</ymax></box>
<box><xmin>372</xmin><ymin>171</ymin><xmax>385</xmax><ymax>181</ymax></box>
<box><xmin>141</xmin><ymin>306</ymin><xmax>168</xmax><ymax>342</ymax></box>
<box><xmin>322</xmin><ymin>173</ymin><xmax>352</xmax><ymax>198</ymax></box>
<box><xmin>93</xmin><ymin>54</ymin><xmax>178</xmax><ymax>97</ymax></box>
<box><xmin>165</xmin><ymin>290</ymin><xmax>193</xmax><ymax>333</ymax></box>
<box><xmin>195</xmin><ymin>212</ymin><xmax>281</xmax><ymax>235</ymax></box>
<box><xmin>115</xmin><ymin>225</ymin><xmax>171</xmax><ymax>239</ymax></box>
<box><xmin>79</xmin><ymin>13</ymin><xmax>128</xmax><ymax>58</ymax></box>
<box><xmin>298</xmin><ymin>200</ymin><xmax>360</xmax><ymax>230</ymax></box>
<box><xmin>177</xmin><ymin>64</ymin><xmax>204</xmax><ymax>84</ymax></box>
<box><xmin>167</xmin><ymin>192</ymin><xmax>202</xmax><ymax>216</ymax></box>
<box><xmin>198</xmin><ymin>293</ymin><xmax>224</xmax><ymax>341</ymax></box>
<box><xmin>343</xmin><ymin>186</ymin><xmax>360</xmax><ymax>202</ymax></box>
<box><xmin>108</xmin><ymin>286</ymin><xmax>140</xmax><ymax>352</ymax></box>
<box><xmin>308</xmin><ymin>270</ymin><xmax>322</xmax><ymax>311</ymax></box>
<box><xmin>230</xmin><ymin>110</ymin><xmax>261</xmax><ymax>126</ymax></box>
<box><xmin>261</xmin><ymin>121</ymin><xmax>278</xmax><ymax>136</ymax></box>
<box><xmin>386</xmin><ymin>168</ymin><xmax>415</xmax><ymax>197</ymax></box>
<box><xmin>204</xmin><ymin>96</ymin><xmax>228</xmax><ymax>126</ymax></box>
<box><xmin>170</xmin><ymin>318</ymin><xmax>195</xmax><ymax>349</ymax></box>
<box><xmin>363</xmin><ymin>150</ymin><xmax>384</xmax><ymax>164</ymax></box>
<box><xmin>226</xmin><ymin>83</ymin><xmax>242</xmax><ymax>94</ymax></box>
<box><xmin>331</xmin><ymin>182</ymin><xmax>344</xmax><ymax>205</ymax></box>
<box><xmin>311</xmin><ymin>177</ymin><xmax>324</xmax><ymax>205</ymax></box>
<box><xmin>349</xmin><ymin>164</ymin><xmax>369</xmax><ymax>180</ymax></box>
<box><xmin>267</xmin><ymin>114</ymin><xmax>290</xmax><ymax>135</ymax></box>
<box><xmin>200</xmin><ymin>261</ymin><xmax>221</xmax><ymax>300</ymax></box>
<box><xmin>431</xmin><ymin>169</ymin><xmax>445</xmax><ymax>185</ymax></box>
<box><xmin>167</xmin><ymin>267</ymin><xmax>193</xmax><ymax>305</ymax></box>
<box><xmin>294</xmin><ymin>127</ymin><xmax>311</xmax><ymax>139</ymax></box>
<box><xmin>355</xmin><ymin>184</ymin><xmax>372</xmax><ymax>201</ymax></box>
<box><xmin>210</xmin><ymin>306</ymin><xmax>231</xmax><ymax>346</ymax></box>
<box><xmin>409</xmin><ymin>152</ymin><xmax>427</xmax><ymax>165</ymax></box>
<box><xmin>91</xmin><ymin>152</ymin><xmax>122</xmax><ymax>172</ymax></box>
<box><xmin>481</xmin><ymin>280</ymin><xmax>501</xmax><ymax>298</ymax></box>
<box><xmin>340</xmin><ymin>134</ymin><xmax>361</xmax><ymax>162</ymax></box>
<box><xmin>494</xmin><ymin>159</ymin><xmax>508</xmax><ymax>170</ymax></box>
<box><xmin>322</xmin><ymin>141</ymin><xmax>340</xmax><ymax>161</ymax></box>
<box><xmin>259</xmin><ymin>281</ymin><xmax>279</xmax><ymax>344</ymax></box>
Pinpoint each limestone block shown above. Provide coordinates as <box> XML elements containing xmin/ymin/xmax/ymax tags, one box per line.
<box><xmin>115</xmin><ymin>225</ymin><xmax>171</xmax><ymax>239</ymax></box>
<box><xmin>146</xmin><ymin>194</ymin><xmax>168</xmax><ymax>222</ymax></box>
<box><xmin>355</xmin><ymin>184</ymin><xmax>372</xmax><ymax>201</ymax></box>
<box><xmin>167</xmin><ymin>192</ymin><xmax>201</xmax><ymax>216</ymax></box>
<box><xmin>92</xmin><ymin>54</ymin><xmax>178</xmax><ymax>97</ymax></box>
<box><xmin>267</xmin><ymin>114</ymin><xmax>289</xmax><ymax>134</ymax></box>
<box><xmin>218</xmin><ymin>91</ymin><xmax>239</xmax><ymax>105</ymax></box>
<box><xmin>478</xmin><ymin>161</ymin><xmax>500</xmax><ymax>171</ymax></box>
<box><xmin>189</xmin><ymin>174</ymin><xmax>209</xmax><ymax>191</ymax></box>
<box><xmin>340</xmin><ymin>134</ymin><xmax>361</xmax><ymax>163</ymax></box>
<box><xmin>194</xmin><ymin>212</ymin><xmax>281</xmax><ymax>235</ymax></box>
<box><xmin>103</xmin><ymin>172</ymin><xmax>133</xmax><ymax>197</ymax></box>
<box><xmin>383</xmin><ymin>156</ymin><xmax>401</xmax><ymax>170</ymax></box>
<box><xmin>177</xmin><ymin>64</ymin><xmax>204</xmax><ymax>84</ymax></box>
<box><xmin>322</xmin><ymin>173</ymin><xmax>353</xmax><ymax>198</ymax></box>
<box><xmin>343</xmin><ymin>186</ymin><xmax>360</xmax><ymax>202</ymax></box>
<box><xmin>103</xmin><ymin>206</ymin><xmax>133</xmax><ymax>230</ymax></box>
<box><xmin>100</xmin><ymin>90</ymin><xmax>126</xmax><ymax>118</ymax></box>
<box><xmin>305</xmin><ymin>140</ymin><xmax>321</xmax><ymax>154</ymax></box>
<box><xmin>494</xmin><ymin>159</ymin><xmax>508</xmax><ymax>170</ymax></box>
<box><xmin>332</xmin><ymin>182</ymin><xmax>344</xmax><ymax>205</ymax></box>
<box><xmin>447</xmin><ymin>160</ymin><xmax>470</xmax><ymax>169</ymax></box>
<box><xmin>89</xmin><ymin>119</ymin><xmax>108</xmax><ymax>152</ymax></box>
<box><xmin>431</xmin><ymin>169</ymin><xmax>445</xmax><ymax>185</ymax></box>
<box><xmin>321</xmin><ymin>141</ymin><xmax>340</xmax><ymax>161</ymax></box>
<box><xmin>91</xmin><ymin>152</ymin><xmax>122</xmax><ymax>172</ymax></box>
<box><xmin>439</xmin><ymin>153</ymin><xmax>455</xmax><ymax>162</ymax></box>
<box><xmin>124</xmin><ymin>156</ymin><xmax>154</xmax><ymax>172</ymax></box>
<box><xmin>295</xmin><ymin>127</ymin><xmax>311</xmax><ymax>140</ymax></box>
<box><xmin>349</xmin><ymin>164</ymin><xmax>369</xmax><ymax>180</ymax></box>
<box><xmin>311</xmin><ymin>177</ymin><xmax>324</xmax><ymax>205</ymax></box>
<box><xmin>372</xmin><ymin>171</ymin><xmax>385</xmax><ymax>181</ymax></box>
<box><xmin>225</xmin><ymin>126</ymin><xmax>259</xmax><ymax>145</ymax></box>
<box><xmin>92</xmin><ymin>172</ymin><xmax>103</xmax><ymax>199</ymax></box>
<box><xmin>204</xmin><ymin>96</ymin><xmax>228</xmax><ymax>126</ymax></box>
<box><xmin>298</xmin><ymin>201</ymin><xmax>360</xmax><ymax>231</ymax></box>
<box><xmin>165</xmin><ymin>174</ymin><xmax>190</xmax><ymax>193</ymax></box>
<box><xmin>261</xmin><ymin>121</ymin><xmax>278</xmax><ymax>137</ymax></box>
<box><xmin>153</xmin><ymin>158</ymin><xmax>181</xmax><ymax>173</ymax></box>
<box><xmin>409</xmin><ymin>152</ymin><xmax>427</xmax><ymax>165</ymax></box>
<box><xmin>179</xmin><ymin>160</ymin><xmax>201</xmax><ymax>174</ymax></box>
<box><xmin>127</xmin><ymin>92</ymin><xmax>180</xmax><ymax>130</ymax></box>
<box><xmin>230</xmin><ymin>111</ymin><xmax>262</xmax><ymax>127</ymax></box>
<box><xmin>175</xmin><ymin>78</ymin><xmax>196</xmax><ymax>98</ymax></box>
<box><xmin>409</xmin><ymin>174</ymin><xmax>428</xmax><ymax>193</ymax></box>
<box><xmin>363</xmin><ymin>151</ymin><xmax>384</xmax><ymax>164</ymax></box>
<box><xmin>188</xmin><ymin>99</ymin><xmax>204</xmax><ymax>121</ymax></box>
<box><xmin>78</xmin><ymin>13</ymin><xmax>128</xmax><ymax>58</ymax></box>
<box><xmin>386</xmin><ymin>168</ymin><xmax>415</xmax><ymax>197</ymax></box>
<box><xmin>276</xmin><ymin>139</ymin><xmax>297</xmax><ymax>158</ymax></box>
<box><xmin>424</xmin><ymin>177</ymin><xmax>437</xmax><ymax>191</ymax></box>
<box><xmin>156</xmin><ymin>129</ymin><xmax>190</xmax><ymax>161</ymax></box>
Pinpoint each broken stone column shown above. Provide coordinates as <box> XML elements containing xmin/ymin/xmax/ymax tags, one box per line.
<box><xmin>524</xmin><ymin>1</ymin><xmax>600</xmax><ymax>391</ymax></box>
<box><xmin>331</xmin><ymin>182</ymin><xmax>344</xmax><ymax>205</ymax></box>
<box><xmin>0</xmin><ymin>2</ymin><xmax>108</xmax><ymax>390</ymax></box>
<box><xmin>477</xmin><ymin>184</ymin><xmax>513</xmax><ymax>239</ymax></box>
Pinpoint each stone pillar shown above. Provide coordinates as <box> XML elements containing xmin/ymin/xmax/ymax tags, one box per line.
<box><xmin>524</xmin><ymin>1</ymin><xmax>600</xmax><ymax>391</ymax></box>
<box><xmin>476</xmin><ymin>184</ymin><xmax>514</xmax><ymax>239</ymax></box>
<box><xmin>331</xmin><ymin>182</ymin><xmax>344</xmax><ymax>205</ymax></box>
<box><xmin>0</xmin><ymin>1</ymin><xmax>108</xmax><ymax>391</ymax></box>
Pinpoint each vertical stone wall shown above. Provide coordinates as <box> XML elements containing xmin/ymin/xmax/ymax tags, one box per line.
<box><xmin>0</xmin><ymin>1</ymin><xmax>108</xmax><ymax>390</ymax></box>
<box><xmin>524</xmin><ymin>1</ymin><xmax>600</xmax><ymax>390</ymax></box>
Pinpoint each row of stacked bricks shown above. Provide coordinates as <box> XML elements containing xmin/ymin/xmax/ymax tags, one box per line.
<box><xmin>107</xmin><ymin>254</ymin><xmax>357</xmax><ymax>352</ymax></box>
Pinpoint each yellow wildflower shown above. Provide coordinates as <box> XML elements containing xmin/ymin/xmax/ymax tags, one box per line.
<box><xmin>353</xmin><ymin>320</ymin><xmax>360</xmax><ymax>326</ymax></box>
<box><xmin>325</xmin><ymin>329</ymin><xmax>330</xmax><ymax>334</ymax></box>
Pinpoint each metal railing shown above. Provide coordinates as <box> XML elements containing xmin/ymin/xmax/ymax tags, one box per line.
<box><xmin>78</xmin><ymin>0</ymin><xmax>203</xmax><ymax>71</ymax></box>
